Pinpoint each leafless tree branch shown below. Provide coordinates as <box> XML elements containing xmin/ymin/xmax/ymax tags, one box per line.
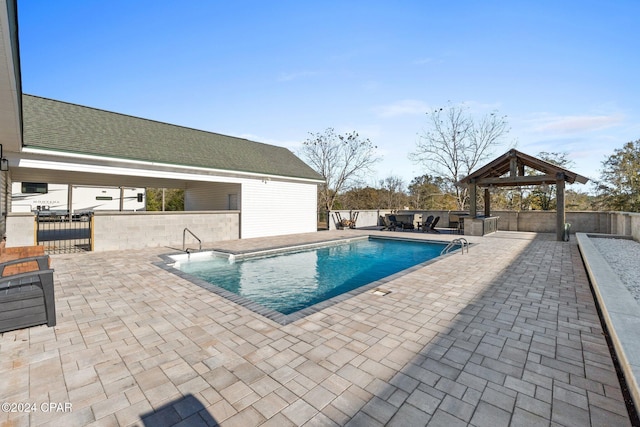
<box><xmin>409</xmin><ymin>103</ymin><xmax>510</xmax><ymax>210</ymax></box>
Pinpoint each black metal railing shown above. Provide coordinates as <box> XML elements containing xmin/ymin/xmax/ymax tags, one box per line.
<box><xmin>317</xmin><ymin>210</ymin><xmax>329</xmax><ymax>230</ymax></box>
<box><xmin>36</xmin><ymin>212</ymin><xmax>93</xmax><ymax>254</ymax></box>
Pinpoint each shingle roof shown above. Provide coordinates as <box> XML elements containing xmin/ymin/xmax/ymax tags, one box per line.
<box><xmin>21</xmin><ymin>94</ymin><xmax>323</xmax><ymax>181</ymax></box>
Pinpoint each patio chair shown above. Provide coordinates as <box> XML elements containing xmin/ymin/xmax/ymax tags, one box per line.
<box><xmin>426</xmin><ymin>216</ymin><xmax>440</xmax><ymax>233</ymax></box>
<box><xmin>0</xmin><ymin>255</ymin><xmax>56</xmax><ymax>333</ymax></box>
<box><xmin>419</xmin><ymin>215</ymin><xmax>434</xmax><ymax>233</ymax></box>
<box><xmin>385</xmin><ymin>215</ymin><xmax>400</xmax><ymax>231</ymax></box>
<box><xmin>399</xmin><ymin>219</ymin><xmax>415</xmax><ymax>231</ymax></box>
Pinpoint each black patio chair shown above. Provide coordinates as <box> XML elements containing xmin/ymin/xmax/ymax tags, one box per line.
<box><xmin>385</xmin><ymin>215</ymin><xmax>400</xmax><ymax>231</ymax></box>
<box><xmin>426</xmin><ymin>216</ymin><xmax>440</xmax><ymax>233</ymax></box>
<box><xmin>419</xmin><ymin>215</ymin><xmax>434</xmax><ymax>233</ymax></box>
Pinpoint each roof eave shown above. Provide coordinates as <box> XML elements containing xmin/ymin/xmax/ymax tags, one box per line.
<box><xmin>18</xmin><ymin>146</ymin><xmax>325</xmax><ymax>183</ymax></box>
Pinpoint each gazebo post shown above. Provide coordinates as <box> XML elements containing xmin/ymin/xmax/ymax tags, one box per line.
<box><xmin>484</xmin><ymin>188</ymin><xmax>491</xmax><ymax>217</ymax></box>
<box><xmin>556</xmin><ymin>172</ymin><xmax>565</xmax><ymax>241</ymax></box>
<box><xmin>469</xmin><ymin>180</ymin><xmax>477</xmax><ymax>217</ymax></box>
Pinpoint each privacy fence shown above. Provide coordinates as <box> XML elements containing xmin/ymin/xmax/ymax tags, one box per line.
<box><xmin>5</xmin><ymin>210</ymin><xmax>638</xmax><ymax>253</ymax></box>
<box><xmin>327</xmin><ymin>209</ymin><xmax>640</xmax><ymax>240</ymax></box>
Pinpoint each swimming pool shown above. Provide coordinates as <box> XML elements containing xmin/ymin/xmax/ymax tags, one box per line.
<box><xmin>164</xmin><ymin>236</ymin><xmax>458</xmax><ymax>322</ymax></box>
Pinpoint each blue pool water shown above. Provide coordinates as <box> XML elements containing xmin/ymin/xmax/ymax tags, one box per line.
<box><xmin>177</xmin><ymin>237</ymin><xmax>449</xmax><ymax>315</ymax></box>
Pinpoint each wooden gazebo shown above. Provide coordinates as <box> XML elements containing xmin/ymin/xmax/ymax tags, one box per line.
<box><xmin>457</xmin><ymin>149</ymin><xmax>589</xmax><ymax>241</ymax></box>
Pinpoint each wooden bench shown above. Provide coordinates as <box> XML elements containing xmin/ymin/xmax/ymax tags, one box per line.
<box><xmin>0</xmin><ymin>255</ymin><xmax>56</xmax><ymax>333</ymax></box>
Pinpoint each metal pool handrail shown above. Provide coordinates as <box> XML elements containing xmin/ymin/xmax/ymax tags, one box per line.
<box><xmin>183</xmin><ymin>228</ymin><xmax>202</xmax><ymax>252</ymax></box>
<box><xmin>441</xmin><ymin>238</ymin><xmax>469</xmax><ymax>255</ymax></box>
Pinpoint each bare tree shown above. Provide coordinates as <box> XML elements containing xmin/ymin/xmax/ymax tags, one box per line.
<box><xmin>300</xmin><ymin>128</ymin><xmax>381</xmax><ymax>211</ymax></box>
<box><xmin>409</xmin><ymin>103</ymin><xmax>509</xmax><ymax>210</ymax></box>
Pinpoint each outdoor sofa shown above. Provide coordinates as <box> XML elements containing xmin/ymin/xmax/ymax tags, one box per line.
<box><xmin>0</xmin><ymin>256</ymin><xmax>56</xmax><ymax>333</ymax></box>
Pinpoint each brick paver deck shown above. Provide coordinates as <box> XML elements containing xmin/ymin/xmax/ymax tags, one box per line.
<box><xmin>0</xmin><ymin>231</ymin><xmax>632</xmax><ymax>426</ymax></box>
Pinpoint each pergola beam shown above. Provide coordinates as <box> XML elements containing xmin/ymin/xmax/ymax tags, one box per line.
<box><xmin>476</xmin><ymin>174</ymin><xmax>557</xmax><ymax>187</ymax></box>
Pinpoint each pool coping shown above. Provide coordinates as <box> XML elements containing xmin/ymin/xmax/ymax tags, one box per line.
<box><xmin>154</xmin><ymin>234</ymin><xmax>468</xmax><ymax>325</ymax></box>
<box><xmin>576</xmin><ymin>232</ymin><xmax>640</xmax><ymax>416</ymax></box>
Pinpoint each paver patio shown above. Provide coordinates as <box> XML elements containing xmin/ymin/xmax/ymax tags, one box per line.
<box><xmin>0</xmin><ymin>230</ymin><xmax>633</xmax><ymax>426</ymax></box>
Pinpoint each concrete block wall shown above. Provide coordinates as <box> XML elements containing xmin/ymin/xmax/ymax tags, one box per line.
<box><xmin>492</xmin><ymin>211</ymin><xmax>518</xmax><ymax>231</ymax></box>
<box><xmin>632</xmin><ymin>213</ymin><xmax>640</xmax><ymax>241</ymax></box>
<box><xmin>611</xmin><ymin>212</ymin><xmax>640</xmax><ymax>240</ymax></box>
<box><xmin>566</xmin><ymin>212</ymin><xmax>611</xmax><ymax>234</ymax></box>
<box><xmin>615</xmin><ymin>212</ymin><xmax>632</xmax><ymax>236</ymax></box>
<box><xmin>501</xmin><ymin>211</ymin><xmax>556</xmax><ymax>233</ymax></box>
<box><xmin>93</xmin><ymin>211</ymin><xmax>240</xmax><ymax>251</ymax></box>
<box><xmin>466</xmin><ymin>218</ymin><xmax>485</xmax><ymax>236</ymax></box>
<box><xmin>334</xmin><ymin>209</ymin><xmax>637</xmax><ymax>240</ymax></box>
<box><xmin>328</xmin><ymin>210</ymin><xmax>392</xmax><ymax>230</ymax></box>
<box><xmin>5</xmin><ymin>213</ymin><xmax>36</xmax><ymax>247</ymax></box>
<box><xmin>6</xmin><ymin>209</ymin><xmax>638</xmax><ymax>252</ymax></box>
<box><xmin>329</xmin><ymin>210</ymin><xmax>472</xmax><ymax>230</ymax></box>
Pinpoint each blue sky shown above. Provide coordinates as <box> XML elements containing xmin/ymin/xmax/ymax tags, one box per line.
<box><xmin>18</xmin><ymin>1</ymin><xmax>640</xmax><ymax>192</ymax></box>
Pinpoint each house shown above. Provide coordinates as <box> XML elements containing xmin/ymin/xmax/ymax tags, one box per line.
<box><xmin>0</xmin><ymin>2</ymin><xmax>324</xmax><ymax>250</ymax></box>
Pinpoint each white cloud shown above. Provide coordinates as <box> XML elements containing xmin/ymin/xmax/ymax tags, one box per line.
<box><xmin>529</xmin><ymin>113</ymin><xmax>625</xmax><ymax>134</ymax></box>
<box><xmin>373</xmin><ymin>99</ymin><xmax>429</xmax><ymax>118</ymax></box>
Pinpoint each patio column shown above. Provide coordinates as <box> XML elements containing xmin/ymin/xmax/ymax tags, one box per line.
<box><xmin>556</xmin><ymin>172</ymin><xmax>565</xmax><ymax>241</ymax></box>
<box><xmin>469</xmin><ymin>180</ymin><xmax>477</xmax><ymax>217</ymax></box>
<box><xmin>67</xmin><ymin>185</ymin><xmax>73</xmax><ymax>221</ymax></box>
<box><xmin>484</xmin><ymin>188</ymin><xmax>491</xmax><ymax>217</ymax></box>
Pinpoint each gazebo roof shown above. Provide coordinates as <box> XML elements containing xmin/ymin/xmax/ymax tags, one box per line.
<box><xmin>457</xmin><ymin>149</ymin><xmax>589</xmax><ymax>188</ymax></box>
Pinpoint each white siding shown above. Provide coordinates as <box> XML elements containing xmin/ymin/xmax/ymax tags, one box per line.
<box><xmin>185</xmin><ymin>178</ymin><xmax>317</xmax><ymax>238</ymax></box>
<box><xmin>184</xmin><ymin>182</ymin><xmax>241</xmax><ymax>210</ymax></box>
<box><xmin>241</xmin><ymin>179</ymin><xmax>317</xmax><ymax>238</ymax></box>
